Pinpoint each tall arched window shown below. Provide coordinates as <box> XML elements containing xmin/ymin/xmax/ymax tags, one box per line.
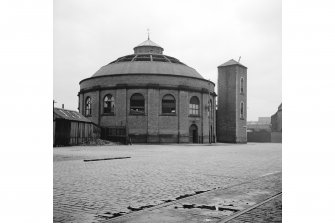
<box><xmin>189</xmin><ymin>96</ymin><xmax>200</xmax><ymax>115</ymax></box>
<box><xmin>240</xmin><ymin>77</ymin><xmax>244</xmax><ymax>94</ymax></box>
<box><xmin>103</xmin><ymin>94</ymin><xmax>115</xmax><ymax>113</ymax></box>
<box><xmin>162</xmin><ymin>94</ymin><xmax>176</xmax><ymax>114</ymax></box>
<box><xmin>209</xmin><ymin>99</ymin><xmax>213</xmax><ymax>119</ymax></box>
<box><xmin>85</xmin><ymin>97</ymin><xmax>91</xmax><ymax>116</ymax></box>
<box><xmin>130</xmin><ymin>93</ymin><xmax>145</xmax><ymax>114</ymax></box>
<box><xmin>240</xmin><ymin>101</ymin><xmax>244</xmax><ymax>119</ymax></box>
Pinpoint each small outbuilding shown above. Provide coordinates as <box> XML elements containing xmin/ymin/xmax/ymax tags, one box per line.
<box><xmin>53</xmin><ymin>107</ymin><xmax>99</xmax><ymax>146</ymax></box>
<box><xmin>271</xmin><ymin>103</ymin><xmax>282</xmax><ymax>143</ymax></box>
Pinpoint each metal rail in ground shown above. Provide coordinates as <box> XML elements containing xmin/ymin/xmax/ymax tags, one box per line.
<box><xmin>217</xmin><ymin>192</ymin><xmax>282</xmax><ymax>222</ymax></box>
<box><xmin>101</xmin><ymin>172</ymin><xmax>282</xmax><ymax>223</ymax></box>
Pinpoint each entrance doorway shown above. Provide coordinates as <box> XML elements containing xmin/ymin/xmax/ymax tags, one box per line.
<box><xmin>189</xmin><ymin>124</ymin><xmax>198</xmax><ymax>143</ymax></box>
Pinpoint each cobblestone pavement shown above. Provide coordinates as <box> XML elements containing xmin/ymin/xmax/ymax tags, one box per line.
<box><xmin>226</xmin><ymin>195</ymin><xmax>282</xmax><ymax>223</ymax></box>
<box><xmin>107</xmin><ymin>172</ymin><xmax>282</xmax><ymax>223</ymax></box>
<box><xmin>53</xmin><ymin>143</ymin><xmax>281</xmax><ymax>223</ymax></box>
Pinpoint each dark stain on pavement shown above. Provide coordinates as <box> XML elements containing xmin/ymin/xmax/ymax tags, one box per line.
<box><xmin>175</xmin><ymin>203</ymin><xmax>239</xmax><ymax>212</ymax></box>
<box><xmin>175</xmin><ymin>190</ymin><xmax>210</xmax><ymax>200</ymax></box>
<box><xmin>95</xmin><ymin>189</ymin><xmax>216</xmax><ymax>220</ymax></box>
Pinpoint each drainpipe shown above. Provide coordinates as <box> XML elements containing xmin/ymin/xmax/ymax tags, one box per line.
<box><xmin>178</xmin><ymin>89</ymin><xmax>180</xmax><ymax>143</ymax></box>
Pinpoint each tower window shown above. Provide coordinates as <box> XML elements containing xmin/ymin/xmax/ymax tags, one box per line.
<box><xmin>162</xmin><ymin>94</ymin><xmax>176</xmax><ymax>114</ymax></box>
<box><xmin>130</xmin><ymin>93</ymin><xmax>145</xmax><ymax>114</ymax></box>
<box><xmin>85</xmin><ymin>97</ymin><xmax>91</xmax><ymax>116</ymax></box>
<box><xmin>103</xmin><ymin>94</ymin><xmax>115</xmax><ymax>114</ymax></box>
<box><xmin>189</xmin><ymin>96</ymin><xmax>200</xmax><ymax>116</ymax></box>
<box><xmin>240</xmin><ymin>101</ymin><xmax>244</xmax><ymax>119</ymax></box>
<box><xmin>240</xmin><ymin>77</ymin><xmax>244</xmax><ymax>94</ymax></box>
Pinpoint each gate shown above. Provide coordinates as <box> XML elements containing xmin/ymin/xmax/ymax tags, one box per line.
<box><xmin>101</xmin><ymin>126</ymin><xmax>127</xmax><ymax>144</ymax></box>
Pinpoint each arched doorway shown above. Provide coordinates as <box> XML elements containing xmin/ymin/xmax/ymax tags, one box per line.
<box><xmin>189</xmin><ymin>124</ymin><xmax>198</xmax><ymax>143</ymax></box>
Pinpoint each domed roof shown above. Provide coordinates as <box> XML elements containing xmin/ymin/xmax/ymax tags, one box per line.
<box><xmin>92</xmin><ymin>54</ymin><xmax>203</xmax><ymax>79</ymax></box>
<box><xmin>89</xmin><ymin>38</ymin><xmax>205</xmax><ymax>80</ymax></box>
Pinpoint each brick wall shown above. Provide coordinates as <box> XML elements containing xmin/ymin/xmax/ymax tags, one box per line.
<box><xmin>235</xmin><ymin>66</ymin><xmax>247</xmax><ymax>143</ymax></box>
<box><xmin>78</xmin><ymin>74</ymin><xmax>216</xmax><ymax>143</ymax></box>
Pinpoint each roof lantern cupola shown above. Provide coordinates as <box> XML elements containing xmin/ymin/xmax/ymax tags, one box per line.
<box><xmin>133</xmin><ymin>31</ymin><xmax>164</xmax><ymax>54</ymax></box>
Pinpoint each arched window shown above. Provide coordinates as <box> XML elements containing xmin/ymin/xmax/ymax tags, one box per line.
<box><xmin>209</xmin><ymin>99</ymin><xmax>213</xmax><ymax>119</ymax></box>
<box><xmin>189</xmin><ymin>96</ymin><xmax>200</xmax><ymax>115</ymax></box>
<box><xmin>240</xmin><ymin>77</ymin><xmax>244</xmax><ymax>93</ymax></box>
<box><xmin>162</xmin><ymin>94</ymin><xmax>176</xmax><ymax>114</ymax></box>
<box><xmin>85</xmin><ymin>97</ymin><xmax>91</xmax><ymax>116</ymax></box>
<box><xmin>103</xmin><ymin>94</ymin><xmax>115</xmax><ymax>113</ymax></box>
<box><xmin>240</xmin><ymin>101</ymin><xmax>244</xmax><ymax>119</ymax></box>
<box><xmin>130</xmin><ymin>93</ymin><xmax>145</xmax><ymax>114</ymax></box>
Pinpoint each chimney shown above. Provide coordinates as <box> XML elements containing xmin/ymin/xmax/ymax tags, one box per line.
<box><xmin>62</xmin><ymin>104</ymin><xmax>64</xmax><ymax>109</ymax></box>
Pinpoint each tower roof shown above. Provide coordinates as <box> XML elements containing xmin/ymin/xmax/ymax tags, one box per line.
<box><xmin>218</xmin><ymin>59</ymin><xmax>247</xmax><ymax>68</ymax></box>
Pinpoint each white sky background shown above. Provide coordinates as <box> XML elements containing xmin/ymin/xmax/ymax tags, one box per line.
<box><xmin>54</xmin><ymin>0</ymin><xmax>281</xmax><ymax>121</ymax></box>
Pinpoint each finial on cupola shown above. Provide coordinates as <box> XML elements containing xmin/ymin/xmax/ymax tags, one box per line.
<box><xmin>147</xmin><ymin>28</ymin><xmax>150</xmax><ymax>40</ymax></box>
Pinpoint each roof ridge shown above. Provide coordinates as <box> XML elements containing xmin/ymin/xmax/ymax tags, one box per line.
<box><xmin>54</xmin><ymin>107</ymin><xmax>79</xmax><ymax>113</ymax></box>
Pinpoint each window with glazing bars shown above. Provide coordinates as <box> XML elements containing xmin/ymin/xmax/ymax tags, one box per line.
<box><xmin>103</xmin><ymin>94</ymin><xmax>115</xmax><ymax>113</ymax></box>
<box><xmin>189</xmin><ymin>96</ymin><xmax>199</xmax><ymax>115</ymax></box>
<box><xmin>85</xmin><ymin>97</ymin><xmax>91</xmax><ymax>116</ymax></box>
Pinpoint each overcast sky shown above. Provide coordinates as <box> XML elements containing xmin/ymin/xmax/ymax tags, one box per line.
<box><xmin>54</xmin><ymin>0</ymin><xmax>281</xmax><ymax>121</ymax></box>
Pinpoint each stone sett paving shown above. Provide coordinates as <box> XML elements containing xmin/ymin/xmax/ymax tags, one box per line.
<box><xmin>227</xmin><ymin>195</ymin><xmax>282</xmax><ymax>223</ymax></box>
<box><xmin>53</xmin><ymin>143</ymin><xmax>281</xmax><ymax>223</ymax></box>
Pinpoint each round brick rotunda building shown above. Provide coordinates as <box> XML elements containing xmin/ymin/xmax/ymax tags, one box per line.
<box><xmin>78</xmin><ymin>38</ymin><xmax>216</xmax><ymax>143</ymax></box>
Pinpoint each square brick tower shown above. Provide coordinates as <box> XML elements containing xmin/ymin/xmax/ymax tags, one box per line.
<box><xmin>216</xmin><ymin>59</ymin><xmax>247</xmax><ymax>143</ymax></box>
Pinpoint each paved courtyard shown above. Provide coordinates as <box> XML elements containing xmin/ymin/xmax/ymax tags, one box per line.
<box><xmin>53</xmin><ymin>143</ymin><xmax>281</xmax><ymax>223</ymax></box>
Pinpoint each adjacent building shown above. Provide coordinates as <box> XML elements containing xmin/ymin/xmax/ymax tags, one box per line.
<box><xmin>247</xmin><ymin>117</ymin><xmax>272</xmax><ymax>142</ymax></box>
<box><xmin>271</xmin><ymin>103</ymin><xmax>282</xmax><ymax>142</ymax></box>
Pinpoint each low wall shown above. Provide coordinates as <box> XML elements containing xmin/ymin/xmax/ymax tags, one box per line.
<box><xmin>247</xmin><ymin>132</ymin><xmax>271</xmax><ymax>142</ymax></box>
<box><xmin>271</xmin><ymin>132</ymin><xmax>282</xmax><ymax>143</ymax></box>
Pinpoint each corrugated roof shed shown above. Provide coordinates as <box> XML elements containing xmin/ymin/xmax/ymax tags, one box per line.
<box><xmin>54</xmin><ymin>108</ymin><xmax>92</xmax><ymax>123</ymax></box>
